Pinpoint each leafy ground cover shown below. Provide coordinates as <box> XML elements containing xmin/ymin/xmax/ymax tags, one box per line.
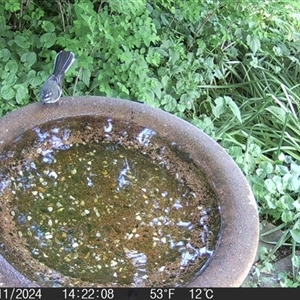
<box><xmin>1</xmin><ymin>0</ymin><xmax>300</xmax><ymax>286</ymax></box>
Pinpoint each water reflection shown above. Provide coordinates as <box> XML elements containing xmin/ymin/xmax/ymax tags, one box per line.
<box><xmin>0</xmin><ymin>118</ymin><xmax>221</xmax><ymax>287</ymax></box>
<box><xmin>136</xmin><ymin>128</ymin><xmax>156</xmax><ymax>146</ymax></box>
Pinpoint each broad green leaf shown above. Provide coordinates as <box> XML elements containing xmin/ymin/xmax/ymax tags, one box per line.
<box><xmin>162</xmin><ymin>95</ymin><xmax>176</xmax><ymax>112</ymax></box>
<box><xmin>169</xmin><ymin>48</ymin><xmax>180</xmax><ymax>65</ymax></box>
<box><xmin>42</xmin><ymin>21</ymin><xmax>56</xmax><ymax>33</ymax></box>
<box><xmin>227</xmin><ymin>146</ymin><xmax>243</xmax><ymax>159</ymax></box>
<box><xmin>248</xmin><ymin>143</ymin><xmax>261</xmax><ymax>157</ymax></box>
<box><xmin>204</xmin><ymin>57</ymin><xmax>214</xmax><ymax>69</ymax></box>
<box><xmin>180</xmin><ymin>94</ymin><xmax>192</xmax><ymax>109</ymax></box>
<box><xmin>15</xmin><ymin>84</ymin><xmax>28</xmax><ymax>104</ymax></box>
<box><xmin>214</xmin><ymin>68</ymin><xmax>224</xmax><ymax>80</ymax></box>
<box><xmin>28</xmin><ymin>70</ymin><xmax>45</xmax><ymax>87</ymax></box>
<box><xmin>264</xmin><ymin>178</ymin><xmax>277</xmax><ymax>194</ymax></box>
<box><xmin>267</xmin><ymin>106</ymin><xmax>287</xmax><ymax>122</ymax></box>
<box><xmin>151</xmin><ymin>81</ymin><xmax>162</xmax><ymax>100</ymax></box>
<box><xmin>283</xmin><ymin>173</ymin><xmax>300</xmax><ymax>192</ymax></box>
<box><xmin>246</xmin><ymin>35</ymin><xmax>261</xmax><ymax>54</ymax></box>
<box><xmin>29</xmin><ymin>76</ymin><xmax>43</xmax><ymax>87</ymax></box>
<box><xmin>212</xmin><ymin>96</ymin><xmax>241</xmax><ymax>122</ymax></box>
<box><xmin>5</xmin><ymin>1</ymin><xmax>20</xmax><ymax>12</ymax></box>
<box><xmin>81</xmin><ymin>15</ymin><xmax>96</xmax><ymax>32</ymax></box>
<box><xmin>212</xmin><ymin>97</ymin><xmax>226</xmax><ymax>118</ymax></box>
<box><xmin>256</xmin><ymin>168</ymin><xmax>267</xmax><ymax>179</ymax></box>
<box><xmin>191</xmin><ymin>115</ymin><xmax>214</xmax><ymax>136</ymax></box>
<box><xmin>290</xmin><ymin>228</ymin><xmax>300</xmax><ymax>243</ymax></box>
<box><xmin>291</xmin><ymin>161</ymin><xmax>300</xmax><ymax>176</ymax></box>
<box><xmin>280</xmin><ymin>195</ymin><xmax>295</xmax><ymax>210</ymax></box>
<box><xmin>291</xmin><ymin>255</ymin><xmax>300</xmax><ymax>268</ymax></box>
<box><xmin>0</xmin><ymin>48</ymin><xmax>11</xmax><ymax>62</ymax></box>
<box><xmin>1</xmin><ymin>85</ymin><xmax>15</xmax><ymax>100</ymax></box>
<box><xmin>40</xmin><ymin>32</ymin><xmax>56</xmax><ymax>48</ymax></box>
<box><xmin>80</xmin><ymin>68</ymin><xmax>91</xmax><ymax>87</ymax></box>
<box><xmin>3</xmin><ymin>73</ymin><xmax>17</xmax><ymax>86</ymax></box>
<box><xmin>225</xmin><ymin>96</ymin><xmax>242</xmax><ymax>123</ymax></box>
<box><xmin>21</xmin><ymin>52</ymin><xmax>37</xmax><ymax>67</ymax></box>
<box><xmin>272</xmin><ymin>175</ymin><xmax>284</xmax><ymax>194</ymax></box>
<box><xmin>14</xmin><ymin>35</ymin><xmax>31</xmax><ymax>49</ymax></box>
<box><xmin>293</xmin><ymin>200</ymin><xmax>300</xmax><ymax>211</ymax></box>
<box><xmin>30</xmin><ymin>7</ymin><xmax>44</xmax><ymax>21</ymax></box>
<box><xmin>264</xmin><ymin>194</ymin><xmax>277</xmax><ymax>210</ymax></box>
<box><xmin>5</xmin><ymin>60</ymin><xmax>18</xmax><ymax>73</ymax></box>
<box><xmin>120</xmin><ymin>72</ymin><xmax>128</xmax><ymax>81</ymax></box>
<box><xmin>116</xmin><ymin>82</ymin><xmax>129</xmax><ymax>96</ymax></box>
<box><xmin>275</xmin><ymin>164</ymin><xmax>289</xmax><ymax>175</ymax></box>
<box><xmin>259</xmin><ymin>161</ymin><xmax>274</xmax><ymax>174</ymax></box>
<box><xmin>281</xmin><ymin>210</ymin><xmax>293</xmax><ymax>223</ymax></box>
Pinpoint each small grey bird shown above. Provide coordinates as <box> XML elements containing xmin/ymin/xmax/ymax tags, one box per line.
<box><xmin>40</xmin><ymin>50</ymin><xmax>75</xmax><ymax>104</ymax></box>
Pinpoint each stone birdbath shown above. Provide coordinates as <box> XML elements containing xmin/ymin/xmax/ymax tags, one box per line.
<box><xmin>0</xmin><ymin>96</ymin><xmax>259</xmax><ymax>287</ymax></box>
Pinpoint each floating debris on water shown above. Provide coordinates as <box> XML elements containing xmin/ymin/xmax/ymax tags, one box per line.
<box><xmin>0</xmin><ymin>117</ymin><xmax>221</xmax><ymax>287</ymax></box>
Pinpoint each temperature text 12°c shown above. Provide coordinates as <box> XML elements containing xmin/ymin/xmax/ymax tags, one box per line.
<box><xmin>189</xmin><ymin>288</ymin><xmax>214</xmax><ymax>299</ymax></box>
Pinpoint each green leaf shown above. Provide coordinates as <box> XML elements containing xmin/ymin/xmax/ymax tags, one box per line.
<box><xmin>3</xmin><ymin>73</ymin><xmax>17</xmax><ymax>86</ymax></box>
<box><xmin>21</xmin><ymin>52</ymin><xmax>37</xmax><ymax>67</ymax></box>
<box><xmin>281</xmin><ymin>211</ymin><xmax>293</xmax><ymax>223</ymax></box>
<box><xmin>264</xmin><ymin>194</ymin><xmax>277</xmax><ymax>210</ymax></box>
<box><xmin>225</xmin><ymin>96</ymin><xmax>242</xmax><ymax>123</ymax></box>
<box><xmin>283</xmin><ymin>173</ymin><xmax>300</xmax><ymax>192</ymax></box>
<box><xmin>5</xmin><ymin>60</ymin><xmax>18</xmax><ymax>73</ymax></box>
<box><xmin>162</xmin><ymin>95</ymin><xmax>176</xmax><ymax>112</ymax></box>
<box><xmin>29</xmin><ymin>77</ymin><xmax>43</xmax><ymax>87</ymax></box>
<box><xmin>272</xmin><ymin>175</ymin><xmax>284</xmax><ymax>194</ymax></box>
<box><xmin>259</xmin><ymin>161</ymin><xmax>274</xmax><ymax>174</ymax></box>
<box><xmin>293</xmin><ymin>200</ymin><xmax>300</xmax><ymax>211</ymax></box>
<box><xmin>80</xmin><ymin>68</ymin><xmax>91</xmax><ymax>87</ymax></box>
<box><xmin>227</xmin><ymin>146</ymin><xmax>243</xmax><ymax>160</ymax></box>
<box><xmin>280</xmin><ymin>195</ymin><xmax>294</xmax><ymax>210</ymax></box>
<box><xmin>191</xmin><ymin>115</ymin><xmax>215</xmax><ymax>136</ymax></box>
<box><xmin>248</xmin><ymin>143</ymin><xmax>262</xmax><ymax>157</ymax></box>
<box><xmin>28</xmin><ymin>70</ymin><xmax>44</xmax><ymax>87</ymax></box>
<box><xmin>14</xmin><ymin>35</ymin><xmax>31</xmax><ymax>49</ymax></box>
<box><xmin>246</xmin><ymin>35</ymin><xmax>261</xmax><ymax>54</ymax></box>
<box><xmin>15</xmin><ymin>84</ymin><xmax>28</xmax><ymax>105</ymax></box>
<box><xmin>212</xmin><ymin>97</ymin><xmax>226</xmax><ymax>118</ymax></box>
<box><xmin>252</xmin><ymin>182</ymin><xmax>265</xmax><ymax>199</ymax></box>
<box><xmin>30</xmin><ymin>7</ymin><xmax>44</xmax><ymax>21</ymax></box>
<box><xmin>267</xmin><ymin>106</ymin><xmax>287</xmax><ymax>122</ymax></box>
<box><xmin>291</xmin><ymin>255</ymin><xmax>300</xmax><ymax>268</ymax></box>
<box><xmin>275</xmin><ymin>164</ymin><xmax>289</xmax><ymax>175</ymax></box>
<box><xmin>1</xmin><ymin>85</ymin><xmax>15</xmax><ymax>100</ymax></box>
<box><xmin>169</xmin><ymin>48</ymin><xmax>180</xmax><ymax>65</ymax></box>
<box><xmin>42</xmin><ymin>21</ymin><xmax>56</xmax><ymax>33</ymax></box>
<box><xmin>290</xmin><ymin>161</ymin><xmax>300</xmax><ymax>177</ymax></box>
<box><xmin>264</xmin><ymin>178</ymin><xmax>277</xmax><ymax>194</ymax></box>
<box><xmin>5</xmin><ymin>0</ymin><xmax>20</xmax><ymax>12</ymax></box>
<box><xmin>40</xmin><ymin>32</ymin><xmax>57</xmax><ymax>48</ymax></box>
<box><xmin>290</xmin><ymin>228</ymin><xmax>300</xmax><ymax>243</ymax></box>
<box><xmin>161</xmin><ymin>75</ymin><xmax>169</xmax><ymax>89</ymax></box>
<box><xmin>212</xmin><ymin>96</ymin><xmax>241</xmax><ymax>122</ymax></box>
<box><xmin>0</xmin><ymin>49</ymin><xmax>11</xmax><ymax>62</ymax></box>
<box><xmin>116</xmin><ymin>82</ymin><xmax>129</xmax><ymax>96</ymax></box>
<box><xmin>152</xmin><ymin>82</ymin><xmax>162</xmax><ymax>99</ymax></box>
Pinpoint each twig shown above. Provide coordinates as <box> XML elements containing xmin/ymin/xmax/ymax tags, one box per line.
<box><xmin>56</xmin><ymin>0</ymin><xmax>66</xmax><ymax>32</ymax></box>
<box><xmin>73</xmin><ymin>66</ymin><xmax>82</xmax><ymax>97</ymax></box>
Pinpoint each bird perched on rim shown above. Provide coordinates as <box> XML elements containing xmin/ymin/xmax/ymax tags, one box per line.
<box><xmin>40</xmin><ymin>50</ymin><xmax>75</xmax><ymax>104</ymax></box>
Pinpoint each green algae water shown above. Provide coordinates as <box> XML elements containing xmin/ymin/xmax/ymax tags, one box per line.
<box><xmin>0</xmin><ymin>117</ymin><xmax>221</xmax><ymax>287</ymax></box>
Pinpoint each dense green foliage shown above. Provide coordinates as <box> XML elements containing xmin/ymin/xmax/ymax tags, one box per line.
<box><xmin>1</xmin><ymin>0</ymin><xmax>300</xmax><ymax>286</ymax></box>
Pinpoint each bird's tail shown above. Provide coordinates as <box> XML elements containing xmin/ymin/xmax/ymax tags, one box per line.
<box><xmin>53</xmin><ymin>50</ymin><xmax>75</xmax><ymax>77</ymax></box>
